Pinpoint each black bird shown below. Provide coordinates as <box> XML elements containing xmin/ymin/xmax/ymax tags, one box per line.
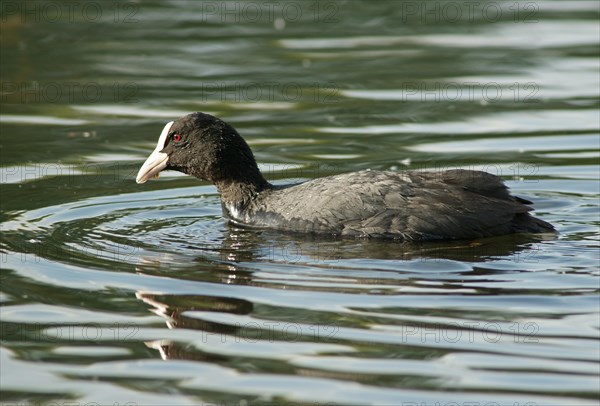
<box><xmin>136</xmin><ymin>112</ymin><xmax>554</xmax><ymax>240</ymax></box>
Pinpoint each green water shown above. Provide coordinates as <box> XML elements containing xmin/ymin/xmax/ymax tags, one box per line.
<box><xmin>1</xmin><ymin>1</ymin><xmax>599</xmax><ymax>405</ymax></box>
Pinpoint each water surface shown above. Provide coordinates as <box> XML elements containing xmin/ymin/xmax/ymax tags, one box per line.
<box><xmin>1</xmin><ymin>1</ymin><xmax>599</xmax><ymax>405</ymax></box>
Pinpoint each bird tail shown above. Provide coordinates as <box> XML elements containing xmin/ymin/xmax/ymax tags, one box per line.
<box><xmin>513</xmin><ymin>213</ymin><xmax>555</xmax><ymax>233</ymax></box>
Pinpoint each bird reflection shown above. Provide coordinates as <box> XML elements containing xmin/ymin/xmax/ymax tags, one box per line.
<box><xmin>135</xmin><ymin>226</ymin><xmax>553</xmax><ymax>360</ymax></box>
<box><xmin>221</xmin><ymin>224</ymin><xmax>552</xmax><ymax>263</ymax></box>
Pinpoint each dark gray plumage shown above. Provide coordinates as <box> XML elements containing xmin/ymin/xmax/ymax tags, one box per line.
<box><xmin>136</xmin><ymin>112</ymin><xmax>555</xmax><ymax>241</ymax></box>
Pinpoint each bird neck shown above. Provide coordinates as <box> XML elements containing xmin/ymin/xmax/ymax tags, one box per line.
<box><xmin>215</xmin><ymin>176</ymin><xmax>272</xmax><ymax>211</ymax></box>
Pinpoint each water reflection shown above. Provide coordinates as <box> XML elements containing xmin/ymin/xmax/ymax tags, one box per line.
<box><xmin>223</xmin><ymin>226</ymin><xmax>555</xmax><ymax>263</ymax></box>
<box><xmin>133</xmin><ymin>226</ymin><xmax>556</xmax><ymax>368</ymax></box>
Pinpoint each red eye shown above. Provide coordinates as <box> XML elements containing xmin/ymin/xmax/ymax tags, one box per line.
<box><xmin>173</xmin><ymin>134</ymin><xmax>182</xmax><ymax>142</ymax></box>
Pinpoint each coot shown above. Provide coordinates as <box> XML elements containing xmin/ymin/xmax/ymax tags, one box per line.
<box><xmin>136</xmin><ymin>112</ymin><xmax>554</xmax><ymax>240</ymax></box>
